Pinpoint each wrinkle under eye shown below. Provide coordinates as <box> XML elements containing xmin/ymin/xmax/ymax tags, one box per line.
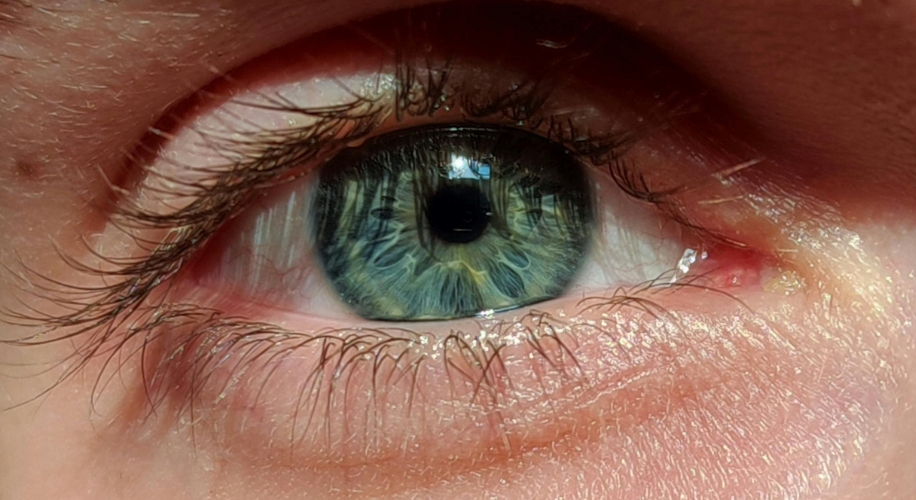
<box><xmin>313</xmin><ymin>124</ymin><xmax>593</xmax><ymax>321</ymax></box>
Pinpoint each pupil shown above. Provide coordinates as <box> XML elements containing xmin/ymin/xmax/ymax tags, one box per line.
<box><xmin>427</xmin><ymin>184</ymin><xmax>491</xmax><ymax>244</ymax></box>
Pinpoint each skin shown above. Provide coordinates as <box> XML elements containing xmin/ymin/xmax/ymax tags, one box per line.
<box><xmin>2</xmin><ymin>0</ymin><xmax>916</xmax><ymax>499</ymax></box>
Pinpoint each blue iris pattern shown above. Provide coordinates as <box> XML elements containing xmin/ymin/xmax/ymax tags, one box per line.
<box><xmin>312</xmin><ymin>125</ymin><xmax>592</xmax><ymax>321</ymax></box>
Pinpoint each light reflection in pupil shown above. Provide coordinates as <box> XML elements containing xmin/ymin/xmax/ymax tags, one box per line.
<box><xmin>313</xmin><ymin>124</ymin><xmax>593</xmax><ymax>321</ymax></box>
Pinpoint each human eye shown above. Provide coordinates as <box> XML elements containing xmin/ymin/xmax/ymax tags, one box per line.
<box><xmin>3</xmin><ymin>1</ymin><xmax>907</xmax><ymax>499</ymax></box>
<box><xmin>36</xmin><ymin>0</ymin><xmax>764</xmax><ymax>463</ymax></box>
<box><xmin>189</xmin><ymin>30</ymin><xmax>699</xmax><ymax>323</ymax></box>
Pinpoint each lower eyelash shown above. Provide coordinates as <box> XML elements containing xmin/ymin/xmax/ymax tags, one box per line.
<box><xmin>120</xmin><ymin>275</ymin><xmax>717</xmax><ymax>445</ymax></box>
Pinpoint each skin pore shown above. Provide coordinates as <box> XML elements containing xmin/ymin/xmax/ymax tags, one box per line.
<box><xmin>2</xmin><ymin>0</ymin><xmax>916</xmax><ymax>499</ymax></box>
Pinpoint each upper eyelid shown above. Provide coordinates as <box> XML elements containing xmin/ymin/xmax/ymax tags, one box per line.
<box><xmin>3</xmin><ymin>1</ymin><xmax>896</xmax><ymax>195</ymax></box>
<box><xmin>134</xmin><ymin>43</ymin><xmax>657</xmax><ymax>231</ymax></box>
<box><xmin>5</xmin><ymin>9</ymin><xmax>751</xmax><ymax>400</ymax></box>
<box><xmin>9</xmin><ymin>53</ymin><xmax>641</xmax><ymax>327</ymax></box>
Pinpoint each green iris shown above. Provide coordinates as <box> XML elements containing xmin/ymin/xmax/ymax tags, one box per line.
<box><xmin>312</xmin><ymin>125</ymin><xmax>593</xmax><ymax>321</ymax></box>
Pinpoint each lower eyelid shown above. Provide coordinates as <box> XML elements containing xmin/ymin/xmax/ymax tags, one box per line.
<box><xmin>142</xmin><ymin>282</ymin><xmax>808</xmax><ymax>473</ymax></box>
<box><xmin>161</xmin><ymin>192</ymin><xmax>779</xmax><ymax>470</ymax></box>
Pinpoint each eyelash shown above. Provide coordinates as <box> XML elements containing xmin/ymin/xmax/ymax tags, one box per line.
<box><xmin>3</xmin><ymin>33</ymin><xmax>740</xmax><ymax>426</ymax></box>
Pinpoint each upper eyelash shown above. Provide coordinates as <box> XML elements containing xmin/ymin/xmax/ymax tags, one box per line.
<box><xmin>0</xmin><ymin>28</ymin><xmax>740</xmax><ymax>420</ymax></box>
<box><xmin>12</xmin><ymin>65</ymin><xmax>640</xmax><ymax>332</ymax></box>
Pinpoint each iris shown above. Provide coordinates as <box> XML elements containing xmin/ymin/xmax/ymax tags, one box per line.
<box><xmin>313</xmin><ymin>125</ymin><xmax>593</xmax><ymax>320</ymax></box>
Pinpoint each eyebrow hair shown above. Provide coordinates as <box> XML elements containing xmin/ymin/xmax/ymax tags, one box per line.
<box><xmin>0</xmin><ymin>1</ymin><xmax>41</xmax><ymax>79</ymax></box>
<box><xmin>0</xmin><ymin>0</ymin><xmax>66</xmax><ymax>49</ymax></box>
<box><xmin>0</xmin><ymin>0</ymin><xmax>202</xmax><ymax>40</ymax></box>
<box><xmin>0</xmin><ymin>0</ymin><xmax>58</xmax><ymax>27</ymax></box>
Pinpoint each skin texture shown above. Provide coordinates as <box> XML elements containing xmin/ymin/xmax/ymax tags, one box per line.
<box><xmin>2</xmin><ymin>0</ymin><xmax>916</xmax><ymax>499</ymax></box>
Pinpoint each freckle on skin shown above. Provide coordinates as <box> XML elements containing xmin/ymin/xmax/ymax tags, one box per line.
<box><xmin>16</xmin><ymin>159</ymin><xmax>38</xmax><ymax>180</ymax></box>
